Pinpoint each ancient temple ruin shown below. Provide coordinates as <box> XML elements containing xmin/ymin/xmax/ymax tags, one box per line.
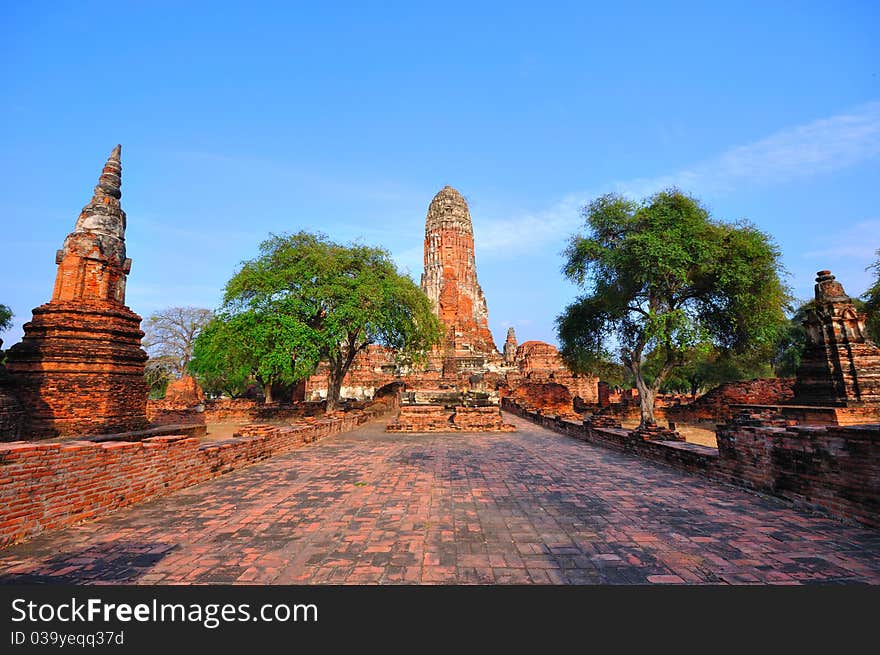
<box><xmin>421</xmin><ymin>186</ymin><xmax>500</xmax><ymax>371</ymax></box>
<box><xmin>5</xmin><ymin>145</ymin><xmax>150</xmax><ymax>438</ymax></box>
<box><xmin>306</xmin><ymin>185</ymin><xmax>598</xmax><ymax>429</ymax></box>
<box><xmin>792</xmin><ymin>270</ymin><xmax>880</xmax><ymax>406</ymax></box>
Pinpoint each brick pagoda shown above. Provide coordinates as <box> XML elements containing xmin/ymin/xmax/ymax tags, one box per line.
<box><xmin>5</xmin><ymin>145</ymin><xmax>149</xmax><ymax>438</ymax></box>
<box><xmin>792</xmin><ymin>270</ymin><xmax>880</xmax><ymax>406</ymax></box>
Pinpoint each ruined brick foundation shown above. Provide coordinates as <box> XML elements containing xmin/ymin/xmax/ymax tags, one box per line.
<box><xmin>386</xmin><ymin>404</ymin><xmax>514</xmax><ymax>433</ymax></box>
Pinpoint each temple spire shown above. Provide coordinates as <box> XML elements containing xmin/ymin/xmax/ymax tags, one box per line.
<box><xmin>94</xmin><ymin>144</ymin><xmax>122</xmax><ymax>200</ymax></box>
<box><xmin>71</xmin><ymin>145</ymin><xmax>127</xmax><ymax>242</ymax></box>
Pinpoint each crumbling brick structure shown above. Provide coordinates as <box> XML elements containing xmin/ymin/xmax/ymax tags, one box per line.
<box><xmin>386</xmin><ymin>404</ymin><xmax>514</xmax><ymax>433</ymax></box>
<box><xmin>509</xmin><ymin>382</ymin><xmax>574</xmax><ymax>416</ymax></box>
<box><xmin>0</xmin><ymin>377</ymin><xmax>24</xmax><ymax>440</ymax></box>
<box><xmin>503</xmin><ymin>326</ymin><xmax>517</xmax><ymax>366</ymax></box>
<box><xmin>792</xmin><ymin>270</ymin><xmax>880</xmax><ymax>406</ymax></box>
<box><xmin>664</xmin><ymin>378</ymin><xmax>795</xmax><ymax>423</ymax></box>
<box><xmin>5</xmin><ymin>146</ymin><xmax>149</xmax><ymax>439</ymax></box>
<box><xmin>513</xmin><ymin>340</ymin><xmax>598</xmax><ymax>406</ymax></box>
<box><xmin>163</xmin><ymin>375</ymin><xmax>205</xmax><ymax>406</ymax></box>
<box><xmin>421</xmin><ymin>186</ymin><xmax>499</xmax><ymax>364</ymax></box>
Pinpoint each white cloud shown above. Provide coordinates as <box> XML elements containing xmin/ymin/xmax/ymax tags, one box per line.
<box><xmin>619</xmin><ymin>101</ymin><xmax>880</xmax><ymax>197</ymax></box>
<box><xmin>475</xmin><ymin>193</ymin><xmax>585</xmax><ymax>256</ymax></box>
<box><xmin>477</xmin><ymin>101</ymin><xmax>880</xmax><ymax>256</ymax></box>
<box><xmin>796</xmin><ymin>219</ymin><xmax>880</xmax><ymax>299</ymax></box>
<box><xmin>390</xmin><ymin>245</ymin><xmax>424</xmax><ymax>280</ymax></box>
<box><xmin>802</xmin><ymin>219</ymin><xmax>880</xmax><ymax>261</ymax></box>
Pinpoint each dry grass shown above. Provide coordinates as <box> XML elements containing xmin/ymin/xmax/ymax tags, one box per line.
<box><xmin>621</xmin><ymin>419</ymin><xmax>718</xmax><ymax>448</ymax></box>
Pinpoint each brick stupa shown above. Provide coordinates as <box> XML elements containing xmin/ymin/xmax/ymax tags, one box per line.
<box><xmin>6</xmin><ymin>145</ymin><xmax>149</xmax><ymax>438</ymax></box>
<box><xmin>420</xmin><ymin>186</ymin><xmax>499</xmax><ymax>371</ymax></box>
<box><xmin>792</xmin><ymin>270</ymin><xmax>880</xmax><ymax>406</ymax></box>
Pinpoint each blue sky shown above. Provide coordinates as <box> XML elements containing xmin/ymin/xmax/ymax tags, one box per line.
<box><xmin>2</xmin><ymin>1</ymin><xmax>879</xmax><ymax>349</ymax></box>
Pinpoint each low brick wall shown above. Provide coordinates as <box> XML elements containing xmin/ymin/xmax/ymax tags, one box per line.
<box><xmin>504</xmin><ymin>400</ymin><xmax>719</xmax><ymax>478</ymax></box>
<box><xmin>503</xmin><ymin>397</ymin><xmax>880</xmax><ymax>528</ymax></box>
<box><xmin>0</xmin><ymin>398</ymin><xmax>397</xmax><ymax>548</ymax></box>
<box><xmin>147</xmin><ymin>398</ymin><xmax>328</xmax><ymax>427</ymax></box>
<box><xmin>716</xmin><ymin>422</ymin><xmax>880</xmax><ymax>527</ymax></box>
<box><xmin>386</xmin><ymin>405</ymin><xmax>515</xmax><ymax>432</ymax></box>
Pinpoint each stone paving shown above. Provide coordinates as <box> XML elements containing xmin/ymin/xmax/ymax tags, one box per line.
<box><xmin>1</xmin><ymin>413</ymin><xmax>879</xmax><ymax>585</ymax></box>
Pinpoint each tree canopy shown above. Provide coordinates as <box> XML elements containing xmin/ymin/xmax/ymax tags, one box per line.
<box><xmin>557</xmin><ymin>189</ymin><xmax>790</xmax><ymax>425</ymax></box>
<box><xmin>0</xmin><ymin>304</ymin><xmax>12</xmax><ymax>333</ymax></box>
<box><xmin>191</xmin><ymin>232</ymin><xmax>442</xmax><ymax>408</ymax></box>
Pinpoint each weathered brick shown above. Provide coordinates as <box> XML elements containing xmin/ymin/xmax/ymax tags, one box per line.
<box><xmin>4</xmin><ymin>146</ymin><xmax>149</xmax><ymax>439</ymax></box>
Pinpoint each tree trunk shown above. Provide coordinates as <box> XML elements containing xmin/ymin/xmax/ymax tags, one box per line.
<box><xmin>326</xmin><ymin>369</ymin><xmax>342</xmax><ymax>412</ymax></box>
<box><xmin>639</xmin><ymin>384</ymin><xmax>657</xmax><ymax>427</ymax></box>
<box><xmin>263</xmin><ymin>382</ymin><xmax>274</xmax><ymax>404</ymax></box>
<box><xmin>634</xmin><ymin>373</ymin><xmax>656</xmax><ymax>427</ymax></box>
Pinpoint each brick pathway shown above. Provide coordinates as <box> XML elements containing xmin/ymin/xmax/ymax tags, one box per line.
<box><xmin>1</xmin><ymin>413</ymin><xmax>879</xmax><ymax>584</ymax></box>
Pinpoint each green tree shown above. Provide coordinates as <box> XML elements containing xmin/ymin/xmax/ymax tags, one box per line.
<box><xmin>0</xmin><ymin>303</ymin><xmax>11</xmax><ymax>361</ymax></box>
<box><xmin>647</xmin><ymin>346</ymin><xmax>774</xmax><ymax>396</ymax></box>
<box><xmin>0</xmin><ymin>304</ymin><xmax>11</xmax><ymax>333</ymax></box>
<box><xmin>190</xmin><ymin>308</ymin><xmax>318</xmax><ymax>402</ymax></box>
<box><xmin>772</xmin><ymin>301</ymin><xmax>813</xmax><ymax>378</ymax></box>
<box><xmin>201</xmin><ymin>232</ymin><xmax>443</xmax><ymax>409</ymax></box>
<box><xmin>557</xmin><ymin>190</ymin><xmax>790</xmax><ymax>426</ymax></box>
<box><xmin>189</xmin><ymin>318</ymin><xmax>253</xmax><ymax>398</ymax></box>
<box><xmin>863</xmin><ymin>249</ymin><xmax>880</xmax><ymax>343</ymax></box>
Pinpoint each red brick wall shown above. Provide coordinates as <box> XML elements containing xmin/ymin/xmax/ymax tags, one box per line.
<box><xmin>0</xmin><ymin>397</ymin><xmax>397</xmax><ymax>548</ymax></box>
<box><xmin>0</xmin><ymin>384</ymin><xmax>25</xmax><ymax>440</ymax></box>
<box><xmin>664</xmin><ymin>378</ymin><xmax>795</xmax><ymax>423</ymax></box>
<box><xmin>716</xmin><ymin>422</ymin><xmax>880</xmax><ymax>526</ymax></box>
<box><xmin>509</xmin><ymin>382</ymin><xmax>574</xmax><ymax>415</ymax></box>
<box><xmin>147</xmin><ymin>398</ymin><xmax>328</xmax><ymax>426</ymax></box>
<box><xmin>386</xmin><ymin>404</ymin><xmax>514</xmax><ymax>432</ymax></box>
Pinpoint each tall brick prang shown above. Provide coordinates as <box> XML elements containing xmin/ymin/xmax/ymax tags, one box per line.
<box><xmin>792</xmin><ymin>270</ymin><xmax>880</xmax><ymax>406</ymax></box>
<box><xmin>421</xmin><ymin>186</ymin><xmax>498</xmax><ymax>361</ymax></box>
<box><xmin>5</xmin><ymin>145</ymin><xmax>149</xmax><ymax>439</ymax></box>
<box><xmin>503</xmin><ymin>327</ymin><xmax>517</xmax><ymax>366</ymax></box>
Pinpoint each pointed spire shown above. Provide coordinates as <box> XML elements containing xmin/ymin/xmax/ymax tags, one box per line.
<box><xmin>66</xmin><ymin>144</ymin><xmax>128</xmax><ymax>256</ymax></box>
<box><xmin>94</xmin><ymin>144</ymin><xmax>122</xmax><ymax>200</ymax></box>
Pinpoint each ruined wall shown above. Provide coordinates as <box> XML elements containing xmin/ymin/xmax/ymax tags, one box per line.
<box><xmin>386</xmin><ymin>404</ymin><xmax>513</xmax><ymax>433</ymax></box>
<box><xmin>163</xmin><ymin>375</ymin><xmax>205</xmax><ymax>405</ymax></box>
<box><xmin>514</xmin><ymin>340</ymin><xmax>598</xmax><ymax>405</ymax></box>
<box><xmin>148</xmin><ymin>397</ymin><xmax>327</xmax><ymax>426</ymax></box>
<box><xmin>0</xmin><ymin>397</ymin><xmax>398</xmax><ymax>548</ymax></box>
<box><xmin>716</xmin><ymin>419</ymin><xmax>880</xmax><ymax>527</ymax></box>
<box><xmin>509</xmin><ymin>382</ymin><xmax>574</xmax><ymax>416</ymax></box>
<box><xmin>664</xmin><ymin>378</ymin><xmax>795</xmax><ymax>423</ymax></box>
